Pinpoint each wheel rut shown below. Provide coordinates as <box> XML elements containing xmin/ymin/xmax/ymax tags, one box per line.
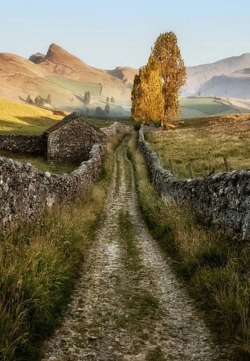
<box><xmin>42</xmin><ymin>136</ymin><xmax>230</xmax><ymax>361</ymax></box>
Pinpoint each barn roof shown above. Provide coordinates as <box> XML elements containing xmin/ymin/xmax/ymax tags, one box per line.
<box><xmin>44</xmin><ymin>112</ymin><xmax>104</xmax><ymax>135</ymax></box>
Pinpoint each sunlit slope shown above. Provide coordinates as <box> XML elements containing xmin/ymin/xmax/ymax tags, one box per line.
<box><xmin>0</xmin><ymin>99</ymin><xmax>63</xmax><ymax>134</ymax></box>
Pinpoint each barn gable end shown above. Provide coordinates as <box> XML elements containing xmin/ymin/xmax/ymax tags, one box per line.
<box><xmin>45</xmin><ymin>112</ymin><xmax>106</xmax><ymax>163</ymax></box>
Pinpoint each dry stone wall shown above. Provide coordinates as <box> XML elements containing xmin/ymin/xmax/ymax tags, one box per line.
<box><xmin>0</xmin><ymin>122</ymin><xmax>130</xmax><ymax>230</ymax></box>
<box><xmin>0</xmin><ymin>134</ymin><xmax>46</xmax><ymax>155</ymax></box>
<box><xmin>139</xmin><ymin>126</ymin><xmax>250</xmax><ymax>241</ymax></box>
<box><xmin>102</xmin><ymin>122</ymin><xmax>131</xmax><ymax>138</ymax></box>
<box><xmin>0</xmin><ymin>143</ymin><xmax>105</xmax><ymax>228</ymax></box>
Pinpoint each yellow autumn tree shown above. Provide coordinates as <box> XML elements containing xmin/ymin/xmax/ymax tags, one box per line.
<box><xmin>151</xmin><ymin>32</ymin><xmax>186</xmax><ymax>126</ymax></box>
<box><xmin>132</xmin><ymin>31</ymin><xmax>186</xmax><ymax>127</ymax></box>
<box><xmin>131</xmin><ymin>56</ymin><xmax>164</xmax><ymax>124</ymax></box>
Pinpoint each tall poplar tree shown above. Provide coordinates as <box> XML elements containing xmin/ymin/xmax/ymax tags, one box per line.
<box><xmin>131</xmin><ymin>56</ymin><xmax>164</xmax><ymax>123</ymax></box>
<box><xmin>131</xmin><ymin>31</ymin><xmax>186</xmax><ymax>127</ymax></box>
<box><xmin>151</xmin><ymin>32</ymin><xmax>186</xmax><ymax>126</ymax></box>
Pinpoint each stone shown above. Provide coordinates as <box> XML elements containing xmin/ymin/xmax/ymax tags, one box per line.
<box><xmin>139</xmin><ymin>125</ymin><xmax>250</xmax><ymax>241</ymax></box>
<box><xmin>0</xmin><ymin>121</ymin><xmax>129</xmax><ymax>230</ymax></box>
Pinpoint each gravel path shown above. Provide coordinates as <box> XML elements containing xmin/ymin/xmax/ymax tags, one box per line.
<box><xmin>42</xmin><ymin>136</ymin><xmax>230</xmax><ymax>361</ymax></box>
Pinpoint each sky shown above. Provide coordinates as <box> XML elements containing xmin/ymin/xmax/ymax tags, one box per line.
<box><xmin>1</xmin><ymin>0</ymin><xmax>250</xmax><ymax>70</ymax></box>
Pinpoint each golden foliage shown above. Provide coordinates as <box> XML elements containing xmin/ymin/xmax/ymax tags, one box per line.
<box><xmin>131</xmin><ymin>56</ymin><xmax>164</xmax><ymax>123</ymax></box>
<box><xmin>151</xmin><ymin>32</ymin><xmax>186</xmax><ymax>125</ymax></box>
<box><xmin>131</xmin><ymin>32</ymin><xmax>186</xmax><ymax>127</ymax></box>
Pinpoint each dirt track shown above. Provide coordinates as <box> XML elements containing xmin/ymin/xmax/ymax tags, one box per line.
<box><xmin>42</xmin><ymin>136</ymin><xmax>230</xmax><ymax>361</ymax></box>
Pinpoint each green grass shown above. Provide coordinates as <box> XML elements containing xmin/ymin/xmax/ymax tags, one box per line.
<box><xmin>0</xmin><ymin>151</ymin><xmax>75</xmax><ymax>174</ymax></box>
<box><xmin>179</xmin><ymin>97</ymin><xmax>250</xmax><ymax>119</ymax></box>
<box><xmin>180</xmin><ymin>97</ymin><xmax>232</xmax><ymax>118</ymax></box>
<box><xmin>128</xmin><ymin>132</ymin><xmax>250</xmax><ymax>361</ymax></box>
<box><xmin>117</xmin><ymin>209</ymin><xmax>161</xmax><ymax>341</ymax></box>
<box><xmin>45</xmin><ymin>75</ymin><xmax>102</xmax><ymax>96</ymax></box>
<box><xmin>118</xmin><ymin>210</ymin><xmax>141</xmax><ymax>273</ymax></box>
<box><xmin>0</xmin><ymin>98</ymin><xmax>64</xmax><ymax>135</ymax></box>
<box><xmin>146</xmin><ymin>113</ymin><xmax>250</xmax><ymax>178</ymax></box>
<box><xmin>86</xmin><ymin>117</ymin><xmax>134</xmax><ymax>128</ymax></box>
<box><xmin>0</xmin><ymin>132</ymin><xmax>124</xmax><ymax>361</ymax></box>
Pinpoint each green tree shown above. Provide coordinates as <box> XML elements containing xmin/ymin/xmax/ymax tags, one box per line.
<box><xmin>131</xmin><ymin>56</ymin><xmax>164</xmax><ymax>124</ymax></box>
<box><xmin>131</xmin><ymin>73</ymin><xmax>143</xmax><ymax>121</ymax></box>
<box><xmin>46</xmin><ymin>94</ymin><xmax>52</xmax><ymax>104</ymax></box>
<box><xmin>95</xmin><ymin>106</ymin><xmax>103</xmax><ymax>116</ymax></box>
<box><xmin>151</xmin><ymin>32</ymin><xmax>186</xmax><ymax>126</ymax></box>
<box><xmin>84</xmin><ymin>91</ymin><xmax>91</xmax><ymax>105</ymax></box>
<box><xmin>35</xmin><ymin>96</ymin><xmax>45</xmax><ymax>107</ymax></box>
<box><xmin>105</xmin><ymin>103</ymin><xmax>110</xmax><ymax>116</ymax></box>
<box><xmin>26</xmin><ymin>94</ymin><xmax>33</xmax><ymax>104</ymax></box>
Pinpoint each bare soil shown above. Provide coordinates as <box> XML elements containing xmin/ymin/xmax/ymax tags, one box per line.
<box><xmin>42</xmin><ymin>136</ymin><xmax>231</xmax><ymax>361</ymax></box>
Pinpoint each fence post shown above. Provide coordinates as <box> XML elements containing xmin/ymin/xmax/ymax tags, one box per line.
<box><xmin>187</xmin><ymin>162</ymin><xmax>194</xmax><ymax>179</ymax></box>
<box><xmin>169</xmin><ymin>159</ymin><xmax>175</xmax><ymax>177</ymax></box>
<box><xmin>223</xmin><ymin>156</ymin><xmax>229</xmax><ymax>172</ymax></box>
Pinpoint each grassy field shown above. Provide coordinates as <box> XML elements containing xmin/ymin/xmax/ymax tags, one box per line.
<box><xmin>45</xmin><ymin>75</ymin><xmax>102</xmax><ymax>96</ymax></box>
<box><xmin>180</xmin><ymin>97</ymin><xmax>232</xmax><ymax>118</ymax></box>
<box><xmin>129</xmin><ymin>133</ymin><xmax>250</xmax><ymax>360</ymax></box>
<box><xmin>0</xmin><ymin>151</ymin><xmax>75</xmax><ymax>174</ymax></box>
<box><xmin>87</xmin><ymin>116</ymin><xmax>134</xmax><ymax>128</ymax></box>
<box><xmin>146</xmin><ymin>113</ymin><xmax>250</xmax><ymax>178</ymax></box>
<box><xmin>0</xmin><ymin>99</ymin><xmax>64</xmax><ymax>134</ymax></box>
<box><xmin>179</xmin><ymin>97</ymin><xmax>250</xmax><ymax>119</ymax></box>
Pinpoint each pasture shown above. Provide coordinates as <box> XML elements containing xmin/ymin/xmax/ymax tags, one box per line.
<box><xmin>45</xmin><ymin>75</ymin><xmax>102</xmax><ymax>96</ymax></box>
<box><xmin>146</xmin><ymin>113</ymin><xmax>250</xmax><ymax>178</ymax></box>
<box><xmin>179</xmin><ymin>96</ymin><xmax>250</xmax><ymax>119</ymax></box>
<box><xmin>0</xmin><ymin>98</ymin><xmax>64</xmax><ymax>134</ymax></box>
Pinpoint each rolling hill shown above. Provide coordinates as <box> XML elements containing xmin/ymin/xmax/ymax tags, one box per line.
<box><xmin>1</xmin><ymin>44</ymin><xmax>250</xmax><ymax>117</ymax></box>
<box><xmin>0</xmin><ymin>44</ymin><xmax>138</xmax><ymax>115</ymax></box>
<box><xmin>182</xmin><ymin>53</ymin><xmax>250</xmax><ymax>98</ymax></box>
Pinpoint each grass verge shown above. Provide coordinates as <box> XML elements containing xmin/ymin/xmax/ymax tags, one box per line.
<box><xmin>117</xmin><ymin>209</ymin><xmax>161</xmax><ymax>350</ymax></box>
<box><xmin>146</xmin><ymin>113</ymin><xmax>250</xmax><ymax>178</ymax></box>
<box><xmin>0</xmin><ymin>132</ymin><xmax>124</xmax><ymax>361</ymax></box>
<box><xmin>128</xmin><ymin>132</ymin><xmax>250</xmax><ymax>361</ymax></box>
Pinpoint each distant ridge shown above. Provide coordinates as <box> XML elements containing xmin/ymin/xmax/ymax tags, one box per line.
<box><xmin>29</xmin><ymin>43</ymin><xmax>137</xmax><ymax>100</ymax></box>
<box><xmin>183</xmin><ymin>53</ymin><xmax>250</xmax><ymax>98</ymax></box>
<box><xmin>1</xmin><ymin>43</ymin><xmax>250</xmax><ymax>110</ymax></box>
<box><xmin>0</xmin><ymin>43</ymin><xmax>138</xmax><ymax>112</ymax></box>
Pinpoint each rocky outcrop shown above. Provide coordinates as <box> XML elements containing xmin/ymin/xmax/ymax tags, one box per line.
<box><xmin>28</xmin><ymin>53</ymin><xmax>45</xmax><ymax>64</ymax></box>
<box><xmin>139</xmin><ymin>126</ymin><xmax>250</xmax><ymax>241</ymax></box>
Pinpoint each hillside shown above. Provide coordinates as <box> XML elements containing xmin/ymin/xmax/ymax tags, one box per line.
<box><xmin>33</xmin><ymin>44</ymin><xmax>132</xmax><ymax>97</ymax></box>
<box><xmin>0</xmin><ymin>98</ymin><xmax>64</xmax><ymax>134</ymax></box>
<box><xmin>199</xmin><ymin>74</ymin><xmax>250</xmax><ymax>99</ymax></box>
<box><xmin>183</xmin><ymin>53</ymin><xmax>250</xmax><ymax>97</ymax></box>
<box><xmin>1</xmin><ymin>44</ymin><xmax>250</xmax><ymax>116</ymax></box>
<box><xmin>0</xmin><ymin>44</ymin><xmax>138</xmax><ymax>115</ymax></box>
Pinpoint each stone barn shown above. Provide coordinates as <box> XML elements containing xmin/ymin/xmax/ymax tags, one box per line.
<box><xmin>45</xmin><ymin>112</ymin><xmax>106</xmax><ymax>163</ymax></box>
